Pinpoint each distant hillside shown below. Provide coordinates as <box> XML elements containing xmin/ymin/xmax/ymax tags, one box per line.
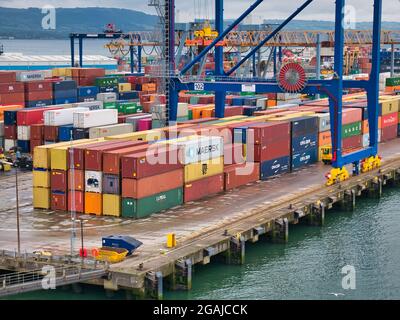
<box><xmin>0</xmin><ymin>7</ymin><xmax>159</xmax><ymax>39</ymax></box>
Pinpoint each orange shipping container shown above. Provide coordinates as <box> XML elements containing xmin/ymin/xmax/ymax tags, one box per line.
<box><xmin>84</xmin><ymin>192</ymin><xmax>102</xmax><ymax>215</ymax></box>
<box><xmin>318</xmin><ymin>131</ymin><xmax>332</xmax><ymax>146</ymax></box>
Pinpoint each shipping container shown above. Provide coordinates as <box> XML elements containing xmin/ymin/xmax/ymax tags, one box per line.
<box><xmin>121</xmin><ymin>146</ymin><xmax>183</xmax><ymax>179</ymax></box>
<box><xmin>17</xmin><ymin>140</ymin><xmax>30</xmax><ymax>153</ymax></box>
<box><xmin>291</xmin><ymin>148</ymin><xmax>318</xmax><ymax>170</ymax></box>
<box><xmin>68</xmin><ymin>191</ymin><xmax>84</xmax><ymax>213</ymax></box>
<box><xmin>102</xmin><ymin>143</ymin><xmax>149</xmax><ymax>174</ymax></box>
<box><xmin>102</xmin><ymin>194</ymin><xmax>121</xmax><ymax>217</ymax></box>
<box><xmin>44</xmin><ymin>107</ymin><xmax>88</xmax><ymax>126</ymax></box>
<box><xmin>224</xmin><ymin>163</ymin><xmax>260</xmax><ymax>190</ymax></box>
<box><xmin>17</xmin><ymin>125</ymin><xmax>30</xmax><ymax>140</ymax></box>
<box><xmin>33</xmin><ymin>169</ymin><xmax>50</xmax><ymax>188</ymax></box>
<box><xmin>72</xmin><ymin>128</ymin><xmax>90</xmax><ymax>140</ymax></box>
<box><xmin>381</xmin><ymin>112</ymin><xmax>398</xmax><ymax>128</ymax></box>
<box><xmin>43</xmin><ymin>126</ymin><xmax>58</xmax><ymax>142</ymax></box>
<box><xmin>30</xmin><ymin>124</ymin><xmax>44</xmax><ymax>140</ymax></box>
<box><xmin>73</xmin><ymin>109</ymin><xmax>118</xmax><ymax>129</ymax></box>
<box><xmin>224</xmin><ymin>143</ymin><xmax>245</xmax><ymax>165</ymax></box>
<box><xmin>17</xmin><ymin>107</ymin><xmax>61</xmax><ymax>126</ymax></box>
<box><xmin>342</xmin><ymin>122</ymin><xmax>362</xmax><ymax>138</ymax></box>
<box><xmin>85</xmin><ymin>171</ymin><xmax>102</xmax><ymax>193</ymax></box>
<box><xmin>260</xmin><ymin>156</ymin><xmax>290</xmax><ymax>180</ymax></box>
<box><xmin>103</xmin><ymin>174</ymin><xmax>120</xmax><ymax>195</ymax></box>
<box><xmin>292</xmin><ymin>133</ymin><xmax>318</xmax><ymax>153</ymax></box>
<box><xmin>184</xmin><ymin>157</ymin><xmax>224</xmax><ymax>183</ymax></box>
<box><xmin>381</xmin><ymin>125</ymin><xmax>398</xmax><ymax>142</ymax></box>
<box><xmin>33</xmin><ymin>187</ymin><xmax>51</xmax><ymax>209</ymax></box>
<box><xmin>51</xmin><ymin>192</ymin><xmax>67</xmax><ymax>211</ymax></box>
<box><xmin>122</xmin><ymin>169</ymin><xmax>183</xmax><ymax>199</ymax></box>
<box><xmin>184</xmin><ymin>174</ymin><xmax>224</xmax><ymax>202</ymax></box>
<box><xmin>342</xmin><ymin>135</ymin><xmax>362</xmax><ymax>150</ymax></box>
<box><xmin>84</xmin><ymin>192</ymin><xmax>102</xmax><ymax>215</ymax></box>
<box><xmin>68</xmin><ymin>169</ymin><xmax>85</xmax><ymax>191</ymax></box>
<box><xmin>4</xmin><ymin>125</ymin><xmax>17</xmax><ymax>140</ymax></box>
<box><xmin>88</xmin><ymin>123</ymin><xmax>134</xmax><ymax>139</ymax></box>
<box><xmin>121</xmin><ymin>188</ymin><xmax>183</xmax><ymax>219</ymax></box>
<box><xmin>51</xmin><ymin>170</ymin><xmax>68</xmax><ymax>192</ymax></box>
<box><xmin>58</xmin><ymin>125</ymin><xmax>74</xmax><ymax>142</ymax></box>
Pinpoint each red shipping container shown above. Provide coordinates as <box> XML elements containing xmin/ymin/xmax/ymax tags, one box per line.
<box><xmin>342</xmin><ymin>108</ymin><xmax>362</xmax><ymax>125</ymax></box>
<box><xmin>30</xmin><ymin>124</ymin><xmax>44</xmax><ymax>140</ymax></box>
<box><xmin>69</xmin><ymin>140</ymin><xmax>129</xmax><ymax>170</ymax></box>
<box><xmin>118</xmin><ymin>115</ymin><xmax>133</xmax><ymax>124</ymax></box>
<box><xmin>184</xmin><ymin>174</ymin><xmax>224</xmax><ymax>202</ymax></box>
<box><xmin>0</xmin><ymin>71</ymin><xmax>16</xmax><ymax>83</ymax></box>
<box><xmin>68</xmin><ymin>169</ymin><xmax>85</xmax><ymax>191</ymax></box>
<box><xmin>217</xmin><ymin>106</ymin><xmax>244</xmax><ymax>117</ymax></box>
<box><xmin>85</xmin><ymin>140</ymin><xmax>148</xmax><ymax>171</ymax></box>
<box><xmin>0</xmin><ymin>82</ymin><xmax>24</xmax><ymax>94</ymax></box>
<box><xmin>224</xmin><ymin>143</ymin><xmax>245</xmax><ymax>165</ymax></box>
<box><xmin>68</xmin><ymin>191</ymin><xmax>84</xmax><ymax>213</ymax></box>
<box><xmin>24</xmin><ymin>81</ymin><xmax>52</xmax><ymax>92</ymax></box>
<box><xmin>0</xmin><ymin>92</ymin><xmax>25</xmax><ymax>105</ymax></box>
<box><xmin>25</xmin><ymin>90</ymin><xmax>53</xmax><ymax>102</ymax></box>
<box><xmin>4</xmin><ymin>125</ymin><xmax>17</xmax><ymax>139</ymax></box>
<box><xmin>51</xmin><ymin>192</ymin><xmax>67</xmax><ymax>211</ymax></box>
<box><xmin>121</xmin><ymin>146</ymin><xmax>183</xmax><ymax>179</ymax></box>
<box><xmin>102</xmin><ymin>144</ymin><xmax>150</xmax><ymax>174</ymax></box>
<box><xmin>122</xmin><ymin>169</ymin><xmax>184</xmax><ymax>199</ymax></box>
<box><xmin>342</xmin><ymin>135</ymin><xmax>362</xmax><ymax>150</ymax></box>
<box><xmin>248</xmin><ymin>138</ymin><xmax>291</xmax><ymax>162</ymax></box>
<box><xmin>17</xmin><ymin>107</ymin><xmax>62</xmax><ymax>126</ymax></box>
<box><xmin>79</xmin><ymin>68</ymin><xmax>105</xmax><ymax>78</ymax></box>
<box><xmin>224</xmin><ymin>163</ymin><xmax>260</xmax><ymax>191</ymax></box>
<box><xmin>44</xmin><ymin>126</ymin><xmax>58</xmax><ymax>142</ymax></box>
<box><xmin>247</xmin><ymin>122</ymin><xmax>291</xmax><ymax>145</ymax></box>
<box><xmin>51</xmin><ymin>170</ymin><xmax>68</xmax><ymax>192</ymax></box>
<box><xmin>381</xmin><ymin>125</ymin><xmax>398</xmax><ymax>142</ymax></box>
<box><xmin>381</xmin><ymin>112</ymin><xmax>398</xmax><ymax>128</ymax></box>
<box><xmin>30</xmin><ymin>139</ymin><xmax>43</xmax><ymax>154</ymax></box>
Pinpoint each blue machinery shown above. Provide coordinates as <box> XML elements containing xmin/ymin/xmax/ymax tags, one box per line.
<box><xmin>69</xmin><ymin>33</ymin><xmax>142</xmax><ymax>73</ymax></box>
<box><xmin>168</xmin><ymin>0</ymin><xmax>383</xmax><ymax>170</ymax></box>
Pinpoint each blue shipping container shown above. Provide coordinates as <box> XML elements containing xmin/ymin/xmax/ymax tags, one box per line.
<box><xmin>3</xmin><ymin>110</ymin><xmax>19</xmax><ymax>125</ymax></box>
<box><xmin>53</xmin><ymin>80</ymin><xmax>77</xmax><ymax>91</ymax></box>
<box><xmin>99</xmin><ymin>86</ymin><xmax>118</xmax><ymax>93</ymax></box>
<box><xmin>58</xmin><ymin>125</ymin><xmax>74</xmax><ymax>142</ymax></box>
<box><xmin>292</xmin><ymin>133</ymin><xmax>318</xmax><ymax>153</ymax></box>
<box><xmin>291</xmin><ymin>116</ymin><xmax>319</xmax><ymax>137</ymax></box>
<box><xmin>25</xmin><ymin>100</ymin><xmax>52</xmax><ymax>108</ymax></box>
<box><xmin>53</xmin><ymin>97</ymin><xmax>78</xmax><ymax>105</ymax></box>
<box><xmin>118</xmin><ymin>91</ymin><xmax>139</xmax><ymax>100</ymax></box>
<box><xmin>291</xmin><ymin>148</ymin><xmax>318</xmax><ymax>170</ymax></box>
<box><xmin>77</xmin><ymin>86</ymin><xmax>98</xmax><ymax>98</ymax></box>
<box><xmin>260</xmin><ymin>156</ymin><xmax>290</xmax><ymax>180</ymax></box>
<box><xmin>53</xmin><ymin>89</ymin><xmax>78</xmax><ymax>100</ymax></box>
<box><xmin>72</xmin><ymin>128</ymin><xmax>89</xmax><ymax>140</ymax></box>
<box><xmin>243</xmin><ymin>106</ymin><xmax>259</xmax><ymax>116</ymax></box>
<box><xmin>232</xmin><ymin>97</ymin><xmax>245</xmax><ymax>106</ymax></box>
<box><xmin>17</xmin><ymin>140</ymin><xmax>30</xmax><ymax>153</ymax></box>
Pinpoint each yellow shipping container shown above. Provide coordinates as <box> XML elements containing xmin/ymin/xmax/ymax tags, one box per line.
<box><xmin>380</xmin><ymin>99</ymin><xmax>399</xmax><ymax>115</ymax></box>
<box><xmin>118</xmin><ymin>83</ymin><xmax>132</xmax><ymax>92</ymax></box>
<box><xmin>104</xmin><ymin>129</ymin><xmax>164</xmax><ymax>142</ymax></box>
<box><xmin>34</xmin><ymin>140</ymin><xmax>93</xmax><ymax>169</ymax></box>
<box><xmin>102</xmin><ymin>194</ymin><xmax>121</xmax><ymax>217</ymax></box>
<box><xmin>184</xmin><ymin>157</ymin><xmax>224</xmax><ymax>183</ymax></box>
<box><xmin>33</xmin><ymin>187</ymin><xmax>51</xmax><ymax>209</ymax></box>
<box><xmin>33</xmin><ymin>170</ymin><xmax>50</xmax><ymax>188</ymax></box>
<box><xmin>50</xmin><ymin>139</ymin><xmax>104</xmax><ymax>171</ymax></box>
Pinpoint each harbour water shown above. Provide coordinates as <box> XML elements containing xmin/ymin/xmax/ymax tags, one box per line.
<box><xmin>4</xmin><ymin>187</ymin><xmax>400</xmax><ymax>300</ymax></box>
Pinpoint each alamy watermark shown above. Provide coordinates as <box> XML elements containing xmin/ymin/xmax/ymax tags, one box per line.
<box><xmin>41</xmin><ymin>265</ymin><xmax>56</xmax><ymax>290</ymax></box>
<box><xmin>343</xmin><ymin>5</ymin><xmax>357</xmax><ymax>29</ymax></box>
<box><xmin>341</xmin><ymin>265</ymin><xmax>356</xmax><ymax>290</ymax></box>
<box><xmin>41</xmin><ymin>5</ymin><xmax>56</xmax><ymax>30</ymax></box>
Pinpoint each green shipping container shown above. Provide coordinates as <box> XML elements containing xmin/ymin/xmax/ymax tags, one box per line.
<box><xmin>342</xmin><ymin>122</ymin><xmax>362</xmax><ymax>138</ymax></box>
<box><xmin>117</xmin><ymin>102</ymin><xmax>143</xmax><ymax>114</ymax></box>
<box><xmin>95</xmin><ymin>77</ymin><xmax>119</xmax><ymax>87</ymax></box>
<box><xmin>103</xmin><ymin>102</ymin><xmax>118</xmax><ymax>109</ymax></box>
<box><xmin>386</xmin><ymin>77</ymin><xmax>400</xmax><ymax>87</ymax></box>
<box><xmin>122</xmin><ymin>188</ymin><xmax>183</xmax><ymax>219</ymax></box>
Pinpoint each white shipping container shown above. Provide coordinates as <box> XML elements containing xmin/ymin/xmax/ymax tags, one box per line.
<box><xmin>177</xmin><ymin>103</ymin><xmax>189</xmax><ymax>118</ymax></box>
<box><xmin>16</xmin><ymin>71</ymin><xmax>46</xmax><ymax>82</ymax></box>
<box><xmin>73</xmin><ymin>109</ymin><xmax>118</xmax><ymax>129</ymax></box>
<box><xmin>17</xmin><ymin>125</ymin><xmax>30</xmax><ymax>140</ymax></box>
<box><xmin>314</xmin><ymin>113</ymin><xmax>331</xmax><ymax>132</ymax></box>
<box><xmin>88</xmin><ymin>123</ymin><xmax>134</xmax><ymax>139</ymax></box>
<box><xmin>96</xmin><ymin>92</ymin><xmax>117</xmax><ymax>102</ymax></box>
<box><xmin>44</xmin><ymin>107</ymin><xmax>89</xmax><ymax>126</ymax></box>
<box><xmin>85</xmin><ymin>171</ymin><xmax>102</xmax><ymax>193</ymax></box>
<box><xmin>4</xmin><ymin>139</ymin><xmax>16</xmax><ymax>151</ymax></box>
<box><xmin>0</xmin><ymin>121</ymin><xmax>4</xmax><ymax>137</ymax></box>
<box><xmin>126</xmin><ymin>114</ymin><xmax>152</xmax><ymax>131</ymax></box>
<box><xmin>256</xmin><ymin>98</ymin><xmax>268</xmax><ymax>110</ymax></box>
<box><xmin>74</xmin><ymin>101</ymin><xmax>103</xmax><ymax>110</ymax></box>
<box><xmin>168</xmin><ymin>135</ymin><xmax>224</xmax><ymax>165</ymax></box>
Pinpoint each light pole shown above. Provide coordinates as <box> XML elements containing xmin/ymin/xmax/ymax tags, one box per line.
<box><xmin>15</xmin><ymin>166</ymin><xmax>21</xmax><ymax>254</ymax></box>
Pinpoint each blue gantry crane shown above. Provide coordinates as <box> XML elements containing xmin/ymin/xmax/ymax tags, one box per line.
<box><xmin>165</xmin><ymin>0</ymin><xmax>383</xmax><ymax>183</ymax></box>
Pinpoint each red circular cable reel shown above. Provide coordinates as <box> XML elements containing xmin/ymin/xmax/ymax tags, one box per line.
<box><xmin>278</xmin><ymin>62</ymin><xmax>307</xmax><ymax>93</ymax></box>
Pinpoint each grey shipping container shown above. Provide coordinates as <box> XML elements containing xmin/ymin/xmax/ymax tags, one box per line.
<box><xmin>88</xmin><ymin>123</ymin><xmax>134</xmax><ymax>139</ymax></box>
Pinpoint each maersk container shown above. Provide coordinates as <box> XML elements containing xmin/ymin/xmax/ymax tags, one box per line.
<box><xmin>121</xmin><ymin>188</ymin><xmax>183</xmax><ymax>219</ymax></box>
<box><xmin>88</xmin><ymin>123</ymin><xmax>134</xmax><ymax>139</ymax></box>
<box><xmin>44</xmin><ymin>107</ymin><xmax>89</xmax><ymax>126</ymax></box>
<box><xmin>291</xmin><ymin>133</ymin><xmax>318</xmax><ymax>153</ymax></box>
<box><xmin>291</xmin><ymin>148</ymin><xmax>318</xmax><ymax>170</ymax></box>
<box><xmin>96</xmin><ymin>92</ymin><xmax>117</xmax><ymax>102</ymax></box>
<box><xmin>85</xmin><ymin>171</ymin><xmax>102</xmax><ymax>193</ymax></box>
<box><xmin>16</xmin><ymin>70</ymin><xmax>46</xmax><ymax>82</ymax></box>
<box><xmin>58</xmin><ymin>125</ymin><xmax>74</xmax><ymax>142</ymax></box>
<box><xmin>260</xmin><ymin>156</ymin><xmax>290</xmax><ymax>180</ymax></box>
<box><xmin>73</xmin><ymin>109</ymin><xmax>118</xmax><ymax>129</ymax></box>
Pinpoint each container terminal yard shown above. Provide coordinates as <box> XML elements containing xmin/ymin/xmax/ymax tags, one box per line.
<box><xmin>0</xmin><ymin>0</ymin><xmax>400</xmax><ymax>300</ymax></box>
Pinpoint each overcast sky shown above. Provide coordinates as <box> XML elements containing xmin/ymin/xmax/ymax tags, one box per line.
<box><xmin>0</xmin><ymin>0</ymin><xmax>399</xmax><ymax>22</ymax></box>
